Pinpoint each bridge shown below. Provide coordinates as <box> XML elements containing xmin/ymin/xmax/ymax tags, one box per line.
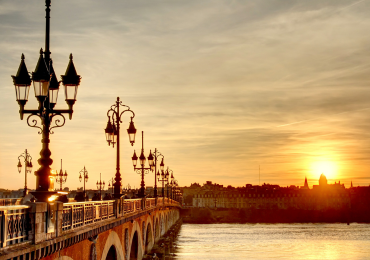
<box><xmin>0</xmin><ymin>197</ymin><xmax>181</xmax><ymax>260</ymax></box>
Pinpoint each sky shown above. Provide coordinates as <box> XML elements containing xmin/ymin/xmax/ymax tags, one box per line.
<box><xmin>1</xmin><ymin>0</ymin><xmax>370</xmax><ymax>191</ymax></box>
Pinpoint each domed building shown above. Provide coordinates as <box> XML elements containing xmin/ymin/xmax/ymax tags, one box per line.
<box><xmin>319</xmin><ymin>174</ymin><xmax>327</xmax><ymax>186</ymax></box>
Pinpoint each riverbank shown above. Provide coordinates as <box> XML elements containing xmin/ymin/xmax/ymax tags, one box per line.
<box><xmin>182</xmin><ymin>208</ymin><xmax>370</xmax><ymax>223</ymax></box>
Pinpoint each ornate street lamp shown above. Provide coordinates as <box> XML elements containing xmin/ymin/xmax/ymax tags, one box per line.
<box><xmin>79</xmin><ymin>166</ymin><xmax>89</xmax><ymax>201</ymax></box>
<box><xmin>151</xmin><ymin>149</ymin><xmax>164</xmax><ymax>198</ymax></box>
<box><xmin>173</xmin><ymin>180</ymin><xmax>179</xmax><ymax>201</ymax></box>
<box><xmin>131</xmin><ymin>131</ymin><xmax>153</xmax><ymax>198</ymax></box>
<box><xmin>96</xmin><ymin>173</ymin><xmax>105</xmax><ymax>200</ymax></box>
<box><xmin>55</xmin><ymin>159</ymin><xmax>67</xmax><ymax>191</ymax></box>
<box><xmin>105</xmin><ymin>97</ymin><xmax>136</xmax><ymax>199</ymax></box>
<box><xmin>157</xmin><ymin>168</ymin><xmax>169</xmax><ymax>205</ymax></box>
<box><xmin>170</xmin><ymin>179</ymin><xmax>177</xmax><ymax>201</ymax></box>
<box><xmin>17</xmin><ymin>149</ymin><xmax>33</xmax><ymax>197</ymax></box>
<box><xmin>11</xmin><ymin>1</ymin><xmax>81</xmax><ymax>202</ymax></box>
<box><xmin>165</xmin><ymin>168</ymin><xmax>174</xmax><ymax>203</ymax></box>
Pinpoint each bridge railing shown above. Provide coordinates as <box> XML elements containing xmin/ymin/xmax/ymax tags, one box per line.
<box><xmin>62</xmin><ymin>200</ymin><xmax>115</xmax><ymax>231</ymax></box>
<box><xmin>146</xmin><ymin>198</ymin><xmax>156</xmax><ymax>209</ymax></box>
<box><xmin>0</xmin><ymin>197</ymin><xmax>181</xmax><ymax>247</ymax></box>
<box><xmin>123</xmin><ymin>199</ymin><xmax>144</xmax><ymax>213</ymax></box>
<box><xmin>0</xmin><ymin>205</ymin><xmax>31</xmax><ymax>248</ymax></box>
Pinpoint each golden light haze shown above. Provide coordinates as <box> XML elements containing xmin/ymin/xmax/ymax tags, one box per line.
<box><xmin>1</xmin><ymin>0</ymin><xmax>370</xmax><ymax>191</ymax></box>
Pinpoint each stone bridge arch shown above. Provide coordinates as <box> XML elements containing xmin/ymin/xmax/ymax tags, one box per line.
<box><xmin>143</xmin><ymin>215</ymin><xmax>154</xmax><ymax>253</ymax></box>
<box><xmin>106</xmin><ymin>245</ymin><xmax>118</xmax><ymax>260</ymax></box>
<box><xmin>154</xmin><ymin>217</ymin><xmax>160</xmax><ymax>241</ymax></box>
<box><xmin>101</xmin><ymin>231</ymin><xmax>125</xmax><ymax>260</ymax></box>
<box><xmin>127</xmin><ymin>220</ymin><xmax>144</xmax><ymax>260</ymax></box>
<box><xmin>160</xmin><ymin>214</ymin><xmax>165</xmax><ymax>236</ymax></box>
<box><xmin>144</xmin><ymin>222</ymin><xmax>153</xmax><ymax>254</ymax></box>
<box><xmin>165</xmin><ymin>215</ymin><xmax>168</xmax><ymax>233</ymax></box>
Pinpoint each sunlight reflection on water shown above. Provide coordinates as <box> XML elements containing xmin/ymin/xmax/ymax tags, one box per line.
<box><xmin>173</xmin><ymin>223</ymin><xmax>370</xmax><ymax>260</ymax></box>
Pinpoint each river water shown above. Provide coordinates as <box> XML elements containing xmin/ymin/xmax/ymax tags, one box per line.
<box><xmin>172</xmin><ymin>223</ymin><xmax>370</xmax><ymax>260</ymax></box>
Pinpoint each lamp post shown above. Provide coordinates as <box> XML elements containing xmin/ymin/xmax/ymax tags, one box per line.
<box><xmin>105</xmin><ymin>97</ymin><xmax>137</xmax><ymax>199</ymax></box>
<box><xmin>172</xmin><ymin>183</ymin><xmax>178</xmax><ymax>202</ymax></box>
<box><xmin>170</xmin><ymin>179</ymin><xmax>178</xmax><ymax>201</ymax></box>
<box><xmin>55</xmin><ymin>159</ymin><xmax>67</xmax><ymax>191</ymax></box>
<box><xmin>157</xmin><ymin>168</ymin><xmax>169</xmax><ymax>204</ymax></box>
<box><xmin>166</xmin><ymin>167</ymin><xmax>174</xmax><ymax>203</ymax></box>
<box><xmin>108</xmin><ymin>178</ymin><xmax>115</xmax><ymax>194</ymax></box>
<box><xmin>11</xmin><ymin>1</ymin><xmax>81</xmax><ymax>202</ymax></box>
<box><xmin>79</xmin><ymin>166</ymin><xmax>89</xmax><ymax>201</ymax></box>
<box><xmin>151</xmin><ymin>149</ymin><xmax>164</xmax><ymax>198</ymax></box>
<box><xmin>131</xmin><ymin>131</ymin><xmax>154</xmax><ymax>198</ymax></box>
<box><xmin>17</xmin><ymin>149</ymin><xmax>33</xmax><ymax>197</ymax></box>
<box><xmin>96</xmin><ymin>173</ymin><xmax>105</xmax><ymax>200</ymax></box>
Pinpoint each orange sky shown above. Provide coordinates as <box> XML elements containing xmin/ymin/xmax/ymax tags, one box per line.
<box><xmin>1</xmin><ymin>0</ymin><xmax>370</xmax><ymax>191</ymax></box>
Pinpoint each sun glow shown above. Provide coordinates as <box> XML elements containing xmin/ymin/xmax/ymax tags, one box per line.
<box><xmin>311</xmin><ymin>161</ymin><xmax>338</xmax><ymax>180</ymax></box>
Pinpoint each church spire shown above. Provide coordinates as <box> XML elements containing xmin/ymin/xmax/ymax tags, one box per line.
<box><xmin>303</xmin><ymin>176</ymin><xmax>309</xmax><ymax>189</ymax></box>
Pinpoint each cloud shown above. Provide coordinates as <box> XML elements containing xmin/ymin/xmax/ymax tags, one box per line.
<box><xmin>1</xmin><ymin>0</ymin><xmax>370</xmax><ymax>189</ymax></box>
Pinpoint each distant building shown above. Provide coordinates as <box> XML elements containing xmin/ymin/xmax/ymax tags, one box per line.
<box><xmin>192</xmin><ymin>174</ymin><xmax>368</xmax><ymax>211</ymax></box>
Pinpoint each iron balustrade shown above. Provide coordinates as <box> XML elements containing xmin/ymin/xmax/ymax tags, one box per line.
<box><xmin>62</xmin><ymin>200</ymin><xmax>115</xmax><ymax>231</ymax></box>
<box><xmin>123</xmin><ymin>200</ymin><xmax>134</xmax><ymax>213</ymax></box>
<box><xmin>0</xmin><ymin>198</ymin><xmax>181</xmax><ymax>250</ymax></box>
<box><xmin>146</xmin><ymin>198</ymin><xmax>156</xmax><ymax>209</ymax></box>
<box><xmin>0</xmin><ymin>205</ymin><xmax>31</xmax><ymax>248</ymax></box>
<box><xmin>61</xmin><ymin>198</ymin><xmax>179</xmax><ymax>232</ymax></box>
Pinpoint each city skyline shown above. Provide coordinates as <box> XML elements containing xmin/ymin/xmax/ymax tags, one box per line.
<box><xmin>1</xmin><ymin>0</ymin><xmax>370</xmax><ymax>191</ymax></box>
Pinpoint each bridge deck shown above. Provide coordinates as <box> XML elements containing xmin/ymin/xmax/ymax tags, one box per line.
<box><xmin>0</xmin><ymin>197</ymin><xmax>180</xmax><ymax>260</ymax></box>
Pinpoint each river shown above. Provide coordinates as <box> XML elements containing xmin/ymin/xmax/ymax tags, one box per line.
<box><xmin>172</xmin><ymin>223</ymin><xmax>370</xmax><ymax>259</ymax></box>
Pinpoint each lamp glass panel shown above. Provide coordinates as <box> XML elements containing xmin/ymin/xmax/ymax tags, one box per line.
<box><xmin>128</xmin><ymin>132</ymin><xmax>135</xmax><ymax>144</ymax></box>
<box><xmin>112</xmin><ymin>132</ymin><xmax>117</xmax><ymax>144</ymax></box>
<box><xmin>140</xmin><ymin>157</ymin><xmax>146</xmax><ymax>166</ymax></box>
<box><xmin>105</xmin><ymin>131</ymin><xmax>112</xmax><ymax>143</ymax></box>
<box><xmin>15</xmin><ymin>85</ymin><xmax>30</xmax><ymax>101</ymax></box>
<box><xmin>49</xmin><ymin>88</ymin><xmax>59</xmax><ymax>104</ymax></box>
<box><xmin>64</xmin><ymin>85</ymin><xmax>78</xmax><ymax>100</ymax></box>
<box><xmin>17</xmin><ymin>160</ymin><xmax>22</xmax><ymax>173</ymax></box>
<box><xmin>105</xmin><ymin>121</ymin><xmax>114</xmax><ymax>143</ymax></box>
<box><xmin>26</xmin><ymin>161</ymin><xmax>31</xmax><ymax>172</ymax></box>
<box><xmin>132</xmin><ymin>152</ymin><xmax>138</xmax><ymax>167</ymax></box>
<box><xmin>33</xmin><ymin>80</ymin><xmax>49</xmax><ymax>97</ymax></box>
<box><xmin>148</xmin><ymin>158</ymin><xmax>153</xmax><ymax>166</ymax></box>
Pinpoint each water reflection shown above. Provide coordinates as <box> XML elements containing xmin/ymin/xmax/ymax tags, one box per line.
<box><xmin>173</xmin><ymin>223</ymin><xmax>370</xmax><ymax>259</ymax></box>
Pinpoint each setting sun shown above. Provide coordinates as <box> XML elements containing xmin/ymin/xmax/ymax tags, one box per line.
<box><xmin>311</xmin><ymin>161</ymin><xmax>338</xmax><ymax>180</ymax></box>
